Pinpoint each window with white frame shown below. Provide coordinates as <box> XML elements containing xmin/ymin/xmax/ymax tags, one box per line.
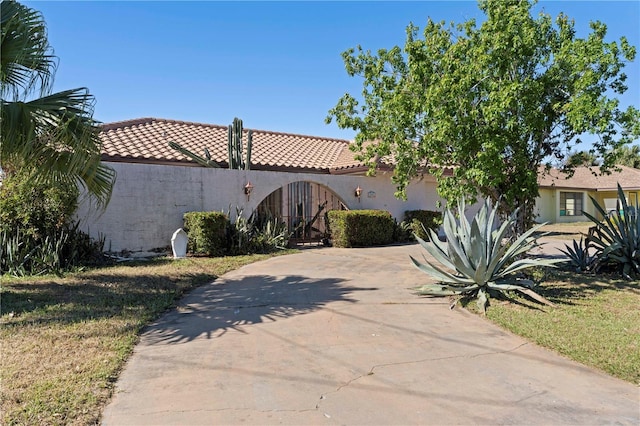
<box><xmin>560</xmin><ymin>192</ymin><xmax>583</xmax><ymax>216</ymax></box>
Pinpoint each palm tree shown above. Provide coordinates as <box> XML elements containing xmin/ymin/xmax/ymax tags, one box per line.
<box><xmin>1</xmin><ymin>0</ymin><xmax>115</xmax><ymax>207</ymax></box>
<box><xmin>615</xmin><ymin>144</ymin><xmax>640</xmax><ymax>169</ymax></box>
<box><xmin>565</xmin><ymin>150</ymin><xmax>601</xmax><ymax>167</ymax></box>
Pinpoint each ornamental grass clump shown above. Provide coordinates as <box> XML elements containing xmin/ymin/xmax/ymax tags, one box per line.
<box><xmin>411</xmin><ymin>199</ymin><xmax>561</xmax><ymax>313</ymax></box>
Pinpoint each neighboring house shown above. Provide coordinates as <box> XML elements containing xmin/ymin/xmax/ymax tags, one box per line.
<box><xmin>535</xmin><ymin>165</ymin><xmax>640</xmax><ymax>223</ymax></box>
<box><xmin>76</xmin><ymin>118</ymin><xmax>444</xmax><ymax>254</ymax></box>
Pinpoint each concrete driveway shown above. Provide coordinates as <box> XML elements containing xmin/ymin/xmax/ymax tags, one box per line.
<box><xmin>102</xmin><ymin>243</ymin><xmax>639</xmax><ymax>425</ymax></box>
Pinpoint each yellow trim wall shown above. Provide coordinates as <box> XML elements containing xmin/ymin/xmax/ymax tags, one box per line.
<box><xmin>536</xmin><ymin>188</ymin><xmax>638</xmax><ymax>223</ymax></box>
<box><xmin>535</xmin><ymin>188</ymin><xmax>555</xmax><ymax>223</ymax></box>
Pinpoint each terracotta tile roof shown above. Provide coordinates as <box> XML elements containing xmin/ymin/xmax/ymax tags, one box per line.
<box><xmin>538</xmin><ymin>165</ymin><xmax>640</xmax><ymax>191</ymax></box>
<box><xmin>331</xmin><ymin>143</ymin><xmax>368</xmax><ymax>171</ymax></box>
<box><xmin>99</xmin><ymin>117</ymin><xmax>369</xmax><ymax>173</ymax></box>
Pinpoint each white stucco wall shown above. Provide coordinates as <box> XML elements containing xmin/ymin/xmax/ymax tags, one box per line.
<box><xmin>76</xmin><ymin>162</ymin><xmax>444</xmax><ymax>253</ymax></box>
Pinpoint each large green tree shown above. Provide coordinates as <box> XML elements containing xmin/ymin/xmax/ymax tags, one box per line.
<box><xmin>327</xmin><ymin>0</ymin><xmax>639</xmax><ymax>231</ymax></box>
<box><xmin>0</xmin><ymin>0</ymin><xmax>114</xmax><ymax>207</ymax></box>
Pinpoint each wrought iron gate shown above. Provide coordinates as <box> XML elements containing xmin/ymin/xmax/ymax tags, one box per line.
<box><xmin>256</xmin><ymin>181</ymin><xmax>347</xmax><ymax>245</ymax></box>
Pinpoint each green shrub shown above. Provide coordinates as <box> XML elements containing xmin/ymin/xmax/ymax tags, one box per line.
<box><xmin>393</xmin><ymin>219</ymin><xmax>414</xmax><ymax>243</ymax></box>
<box><xmin>183</xmin><ymin>211</ymin><xmax>228</xmax><ymax>256</ymax></box>
<box><xmin>185</xmin><ymin>209</ymin><xmax>291</xmax><ymax>257</ymax></box>
<box><xmin>0</xmin><ymin>167</ymin><xmax>78</xmax><ymax>239</ymax></box>
<box><xmin>0</xmin><ymin>168</ymin><xmax>105</xmax><ymax>276</ymax></box>
<box><xmin>326</xmin><ymin>210</ymin><xmax>395</xmax><ymax>247</ymax></box>
<box><xmin>404</xmin><ymin>210</ymin><xmax>443</xmax><ymax>241</ymax></box>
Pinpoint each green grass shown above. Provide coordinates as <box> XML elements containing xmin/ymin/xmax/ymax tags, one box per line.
<box><xmin>483</xmin><ymin>269</ymin><xmax>640</xmax><ymax>385</ymax></box>
<box><xmin>0</xmin><ymin>252</ymin><xmax>295</xmax><ymax>425</ymax></box>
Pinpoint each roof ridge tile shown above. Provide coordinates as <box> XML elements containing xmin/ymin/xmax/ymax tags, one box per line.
<box><xmin>100</xmin><ymin>117</ymin><xmax>353</xmax><ymax>143</ymax></box>
<box><xmin>101</xmin><ymin>117</ymin><xmax>156</xmax><ymax>131</ymax></box>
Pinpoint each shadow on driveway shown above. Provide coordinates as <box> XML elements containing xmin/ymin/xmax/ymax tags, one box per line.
<box><xmin>142</xmin><ymin>274</ymin><xmax>377</xmax><ymax>345</ymax></box>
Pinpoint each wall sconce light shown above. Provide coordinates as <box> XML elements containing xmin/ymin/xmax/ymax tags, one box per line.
<box><xmin>355</xmin><ymin>185</ymin><xmax>363</xmax><ymax>202</ymax></box>
<box><xmin>244</xmin><ymin>181</ymin><xmax>254</xmax><ymax>201</ymax></box>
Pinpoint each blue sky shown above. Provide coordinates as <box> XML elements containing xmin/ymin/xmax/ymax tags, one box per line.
<box><xmin>26</xmin><ymin>1</ymin><xmax>640</xmax><ymax>142</ymax></box>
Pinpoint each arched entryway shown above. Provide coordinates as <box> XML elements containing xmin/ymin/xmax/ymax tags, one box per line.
<box><xmin>256</xmin><ymin>181</ymin><xmax>348</xmax><ymax>244</ymax></box>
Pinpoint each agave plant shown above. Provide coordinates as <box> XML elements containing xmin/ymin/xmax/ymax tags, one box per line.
<box><xmin>559</xmin><ymin>237</ymin><xmax>595</xmax><ymax>273</ymax></box>
<box><xmin>583</xmin><ymin>184</ymin><xmax>639</xmax><ymax>279</ymax></box>
<box><xmin>411</xmin><ymin>199</ymin><xmax>561</xmax><ymax>313</ymax></box>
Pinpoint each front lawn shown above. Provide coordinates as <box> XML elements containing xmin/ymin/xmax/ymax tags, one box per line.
<box><xmin>0</xmin><ymin>253</ymin><xmax>293</xmax><ymax>425</ymax></box>
<box><xmin>483</xmin><ymin>269</ymin><xmax>640</xmax><ymax>385</ymax></box>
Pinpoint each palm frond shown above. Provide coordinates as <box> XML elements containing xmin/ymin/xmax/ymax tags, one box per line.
<box><xmin>1</xmin><ymin>89</ymin><xmax>115</xmax><ymax>207</ymax></box>
<box><xmin>1</xmin><ymin>0</ymin><xmax>56</xmax><ymax>98</ymax></box>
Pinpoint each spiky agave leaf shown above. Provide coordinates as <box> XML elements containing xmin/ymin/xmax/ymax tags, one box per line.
<box><xmin>583</xmin><ymin>184</ymin><xmax>640</xmax><ymax>277</ymax></box>
<box><xmin>415</xmin><ymin>282</ymin><xmax>479</xmax><ymax>296</ymax></box>
<box><xmin>488</xmin><ymin>282</ymin><xmax>555</xmax><ymax>307</ymax></box>
<box><xmin>559</xmin><ymin>237</ymin><xmax>594</xmax><ymax>272</ymax></box>
<box><xmin>409</xmin><ymin>254</ymin><xmax>474</xmax><ymax>285</ymax></box>
<box><xmin>415</xmin><ymin>234</ymin><xmax>456</xmax><ymax>271</ymax></box>
<box><xmin>412</xmin><ymin>197</ymin><xmax>562</xmax><ymax>310</ymax></box>
<box><xmin>497</xmin><ymin>257</ymin><xmax>559</xmax><ymax>277</ymax></box>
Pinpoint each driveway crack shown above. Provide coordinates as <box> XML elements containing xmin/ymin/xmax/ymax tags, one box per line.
<box><xmin>137</xmin><ymin>406</ymin><xmax>320</xmax><ymax>416</ymax></box>
<box><xmin>316</xmin><ymin>342</ymin><xmax>529</xmax><ymax>408</ymax></box>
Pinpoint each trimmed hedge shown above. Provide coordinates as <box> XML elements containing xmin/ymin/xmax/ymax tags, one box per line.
<box><xmin>327</xmin><ymin>210</ymin><xmax>395</xmax><ymax>247</ymax></box>
<box><xmin>183</xmin><ymin>211</ymin><xmax>228</xmax><ymax>256</ymax></box>
<box><xmin>404</xmin><ymin>210</ymin><xmax>443</xmax><ymax>241</ymax></box>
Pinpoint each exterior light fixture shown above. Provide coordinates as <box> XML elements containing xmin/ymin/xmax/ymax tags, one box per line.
<box><xmin>355</xmin><ymin>185</ymin><xmax>363</xmax><ymax>201</ymax></box>
<box><xmin>244</xmin><ymin>181</ymin><xmax>254</xmax><ymax>201</ymax></box>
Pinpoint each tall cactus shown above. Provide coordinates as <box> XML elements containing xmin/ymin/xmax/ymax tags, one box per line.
<box><xmin>168</xmin><ymin>141</ymin><xmax>220</xmax><ymax>168</ymax></box>
<box><xmin>167</xmin><ymin>117</ymin><xmax>252</xmax><ymax>169</ymax></box>
<box><xmin>227</xmin><ymin>117</ymin><xmax>253</xmax><ymax>170</ymax></box>
<box><xmin>245</xmin><ymin>130</ymin><xmax>252</xmax><ymax>170</ymax></box>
